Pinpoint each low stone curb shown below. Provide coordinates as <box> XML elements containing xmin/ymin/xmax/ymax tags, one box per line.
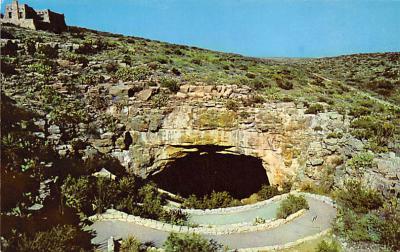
<box><xmin>237</xmin><ymin>228</ymin><xmax>332</xmax><ymax>252</ymax></box>
<box><xmin>88</xmin><ymin>192</ymin><xmax>334</xmax><ymax>235</ymax></box>
<box><xmin>176</xmin><ymin>193</ymin><xmax>288</xmax><ymax>215</ymax></box>
<box><xmin>89</xmin><ymin>208</ymin><xmax>306</xmax><ymax>235</ymax></box>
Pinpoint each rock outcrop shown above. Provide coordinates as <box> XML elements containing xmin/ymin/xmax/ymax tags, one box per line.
<box><xmin>90</xmin><ymin>91</ymin><xmax>354</xmax><ymax>187</ymax></box>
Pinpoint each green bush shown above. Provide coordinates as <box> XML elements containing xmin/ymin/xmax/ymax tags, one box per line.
<box><xmin>257</xmin><ymin>184</ymin><xmax>280</xmax><ymax>200</ymax></box>
<box><xmin>249</xmin><ymin>78</ymin><xmax>270</xmax><ymax>90</ymax></box>
<box><xmin>37</xmin><ymin>44</ymin><xmax>58</xmax><ymax>59</ymax></box>
<box><xmin>276</xmin><ymin>78</ymin><xmax>293</xmax><ymax>90</ymax></box>
<box><xmin>115</xmin><ymin>66</ymin><xmax>151</xmax><ymax>82</ymax></box>
<box><xmin>77</xmin><ymin>73</ymin><xmax>104</xmax><ymax>85</ymax></box>
<box><xmin>242</xmin><ymin>94</ymin><xmax>265</xmax><ymax>107</ymax></box>
<box><xmin>245</xmin><ymin>72</ymin><xmax>256</xmax><ymax>79</ymax></box>
<box><xmin>276</xmin><ymin>194</ymin><xmax>309</xmax><ymax>219</ymax></box>
<box><xmin>347</xmin><ymin>152</ymin><xmax>375</xmax><ymax>170</ymax></box>
<box><xmin>161</xmin><ymin>209</ymin><xmax>189</xmax><ymax>226</ymax></box>
<box><xmin>27</xmin><ymin>62</ymin><xmax>52</xmax><ymax>75</ymax></box>
<box><xmin>160</xmin><ymin>77</ymin><xmax>180</xmax><ymax>92</ymax></box>
<box><xmin>334</xmin><ymin>180</ymin><xmax>383</xmax><ymax>214</ymax></box>
<box><xmin>334</xmin><ymin>208</ymin><xmax>380</xmax><ymax>242</ymax></box>
<box><xmin>334</xmin><ymin>198</ymin><xmax>400</xmax><ymax>250</ymax></box>
<box><xmin>6</xmin><ymin>225</ymin><xmax>93</xmax><ymax>252</ymax></box>
<box><xmin>305</xmin><ymin>103</ymin><xmax>324</xmax><ymax>114</ymax></box>
<box><xmin>120</xmin><ymin>236</ymin><xmax>143</xmax><ymax>252</ymax></box>
<box><xmin>163</xmin><ymin>233</ymin><xmax>222</xmax><ymax>252</ymax></box>
<box><xmin>351</xmin><ymin>115</ymin><xmax>396</xmax><ymax>149</ymax></box>
<box><xmin>61</xmin><ymin>175</ymin><xmax>93</xmax><ymax>214</ymax></box>
<box><xmin>1</xmin><ymin>58</ymin><xmax>17</xmax><ymax>76</ymax></box>
<box><xmin>40</xmin><ymin>86</ymin><xmax>88</xmax><ymax>125</ymax></box>
<box><xmin>315</xmin><ymin>240</ymin><xmax>341</xmax><ymax>252</ymax></box>
<box><xmin>225</xmin><ymin>99</ymin><xmax>239</xmax><ymax>111</ymax></box>
<box><xmin>183</xmin><ymin>191</ymin><xmax>241</xmax><ymax>209</ymax></box>
<box><xmin>137</xmin><ymin>183</ymin><xmax>165</xmax><ymax>219</ymax></box>
<box><xmin>377</xmin><ymin>199</ymin><xmax>400</xmax><ymax>250</ymax></box>
<box><xmin>152</xmin><ymin>93</ymin><xmax>169</xmax><ymax>108</ymax></box>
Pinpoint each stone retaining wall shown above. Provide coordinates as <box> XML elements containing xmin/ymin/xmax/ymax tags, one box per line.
<box><xmin>89</xmin><ymin>192</ymin><xmax>335</xmax><ymax>235</ymax></box>
<box><xmin>238</xmin><ymin>228</ymin><xmax>332</xmax><ymax>252</ymax></box>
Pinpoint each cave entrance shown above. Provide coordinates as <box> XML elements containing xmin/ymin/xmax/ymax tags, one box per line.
<box><xmin>151</xmin><ymin>146</ymin><xmax>268</xmax><ymax>199</ymax></box>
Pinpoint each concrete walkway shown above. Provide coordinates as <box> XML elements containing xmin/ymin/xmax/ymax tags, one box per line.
<box><xmin>90</xmin><ymin>195</ymin><xmax>336</xmax><ymax>250</ymax></box>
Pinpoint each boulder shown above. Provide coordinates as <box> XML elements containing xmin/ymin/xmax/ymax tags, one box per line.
<box><xmin>136</xmin><ymin>89</ymin><xmax>153</xmax><ymax>101</ymax></box>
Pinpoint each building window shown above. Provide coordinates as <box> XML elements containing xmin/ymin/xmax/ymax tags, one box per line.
<box><xmin>8</xmin><ymin>12</ymin><xmax>12</xmax><ymax>18</ymax></box>
<box><xmin>19</xmin><ymin>12</ymin><xmax>23</xmax><ymax>18</ymax></box>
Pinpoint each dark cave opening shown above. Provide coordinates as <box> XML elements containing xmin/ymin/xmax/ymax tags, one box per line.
<box><xmin>151</xmin><ymin>147</ymin><xmax>269</xmax><ymax>199</ymax></box>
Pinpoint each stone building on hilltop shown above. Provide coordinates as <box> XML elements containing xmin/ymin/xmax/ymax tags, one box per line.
<box><xmin>1</xmin><ymin>0</ymin><xmax>67</xmax><ymax>33</ymax></box>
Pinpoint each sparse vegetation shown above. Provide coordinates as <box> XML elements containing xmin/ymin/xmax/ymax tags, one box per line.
<box><xmin>276</xmin><ymin>195</ymin><xmax>309</xmax><ymax>219</ymax></box>
<box><xmin>183</xmin><ymin>191</ymin><xmax>241</xmax><ymax>209</ymax></box>
<box><xmin>315</xmin><ymin>239</ymin><xmax>341</xmax><ymax>252</ymax></box>
<box><xmin>164</xmin><ymin>233</ymin><xmax>222</xmax><ymax>252</ymax></box>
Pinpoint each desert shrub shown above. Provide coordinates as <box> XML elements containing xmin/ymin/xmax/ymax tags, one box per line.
<box><xmin>156</xmin><ymin>56</ymin><xmax>169</xmax><ymax>64</ymax></box>
<box><xmin>64</xmin><ymin>53</ymin><xmax>88</xmax><ymax>67</ymax></box>
<box><xmin>205</xmin><ymin>191</ymin><xmax>241</xmax><ymax>209</ymax></box>
<box><xmin>327</xmin><ymin>131</ymin><xmax>343</xmax><ymax>139</ymax></box>
<box><xmin>161</xmin><ymin>209</ymin><xmax>189</xmax><ymax>226</ymax></box>
<box><xmin>334</xmin><ymin>196</ymin><xmax>400</xmax><ymax>250</ymax></box>
<box><xmin>171</xmin><ymin>67</ymin><xmax>181</xmax><ymax>76</ymax></box>
<box><xmin>40</xmin><ymin>86</ymin><xmax>88</xmax><ymax>125</ymax></box>
<box><xmin>182</xmin><ymin>194</ymin><xmax>202</xmax><ymax>209</ymax></box>
<box><xmin>242</xmin><ymin>94</ymin><xmax>265</xmax><ymax>107</ymax></box>
<box><xmin>1</xmin><ymin>40</ymin><xmax>18</xmax><ymax>56</ymax></box>
<box><xmin>245</xmin><ymin>72</ymin><xmax>256</xmax><ymax>79</ymax></box>
<box><xmin>27</xmin><ymin>62</ymin><xmax>52</xmax><ymax>75</ymax></box>
<box><xmin>77</xmin><ymin>73</ymin><xmax>104</xmax><ymax>85</ymax></box>
<box><xmin>191</xmin><ymin>58</ymin><xmax>202</xmax><ymax>65</ymax></box>
<box><xmin>104</xmin><ymin>61</ymin><xmax>118</xmax><ymax>73</ymax></box>
<box><xmin>152</xmin><ymin>93</ymin><xmax>169</xmax><ymax>108</ymax></box>
<box><xmin>75</xmin><ymin>38</ymin><xmax>106</xmax><ymax>54</ymax></box>
<box><xmin>1</xmin><ymin>58</ymin><xmax>17</xmax><ymax>76</ymax></box>
<box><xmin>160</xmin><ymin>77</ymin><xmax>180</xmax><ymax>92</ymax></box>
<box><xmin>137</xmin><ymin>183</ymin><xmax>165</xmax><ymax>219</ymax></box>
<box><xmin>257</xmin><ymin>184</ymin><xmax>280</xmax><ymax>200</ymax></box>
<box><xmin>276</xmin><ymin>78</ymin><xmax>293</xmax><ymax>90</ymax></box>
<box><xmin>315</xmin><ymin>239</ymin><xmax>341</xmax><ymax>252</ymax></box>
<box><xmin>61</xmin><ymin>175</ymin><xmax>93</xmax><ymax>214</ymax></box>
<box><xmin>249</xmin><ymin>78</ymin><xmax>270</xmax><ymax>90</ymax></box>
<box><xmin>5</xmin><ymin>225</ymin><xmax>93</xmax><ymax>252</ymax></box>
<box><xmin>37</xmin><ymin>44</ymin><xmax>58</xmax><ymax>59</ymax></box>
<box><xmin>335</xmin><ymin>208</ymin><xmax>381</xmax><ymax>243</ymax></box>
<box><xmin>276</xmin><ymin>194</ymin><xmax>309</xmax><ymax>219</ymax></box>
<box><xmin>351</xmin><ymin>115</ymin><xmax>395</xmax><ymax>149</ymax></box>
<box><xmin>24</xmin><ymin>38</ymin><xmax>36</xmax><ymax>55</ymax></box>
<box><xmin>305</xmin><ymin>103</ymin><xmax>324</xmax><ymax>114</ymax></box>
<box><xmin>225</xmin><ymin>99</ymin><xmax>239</xmax><ymax>111</ymax></box>
<box><xmin>93</xmin><ymin>177</ymin><xmax>119</xmax><ymax>214</ymax></box>
<box><xmin>347</xmin><ymin>152</ymin><xmax>375</xmax><ymax>170</ymax></box>
<box><xmin>163</xmin><ymin>233</ymin><xmax>222</xmax><ymax>252</ymax></box>
<box><xmin>377</xmin><ymin>199</ymin><xmax>400</xmax><ymax>250</ymax></box>
<box><xmin>183</xmin><ymin>191</ymin><xmax>241</xmax><ymax>209</ymax></box>
<box><xmin>120</xmin><ymin>236</ymin><xmax>143</xmax><ymax>252</ymax></box>
<box><xmin>349</xmin><ymin>105</ymin><xmax>372</xmax><ymax>117</ymax></box>
<box><xmin>334</xmin><ymin>180</ymin><xmax>383</xmax><ymax>214</ymax></box>
<box><xmin>368</xmin><ymin>79</ymin><xmax>396</xmax><ymax>96</ymax></box>
<box><xmin>115</xmin><ymin>66</ymin><xmax>151</xmax><ymax>82</ymax></box>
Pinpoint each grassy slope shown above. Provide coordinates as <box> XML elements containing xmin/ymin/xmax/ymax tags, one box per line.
<box><xmin>1</xmin><ymin>24</ymin><xmax>399</xmax><ymax>152</ymax></box>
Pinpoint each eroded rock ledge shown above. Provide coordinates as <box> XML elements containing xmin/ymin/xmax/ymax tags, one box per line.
<box><xmin>97</xmin><ymin>93</ymin><xmax>354</xmax><ymax>187</ymax></box>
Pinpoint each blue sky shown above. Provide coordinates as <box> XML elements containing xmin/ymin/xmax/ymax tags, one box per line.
<box><xmin>2</xmin><ymin>0</ymin><xmax>399</xmax><ymax>57</ymax></box>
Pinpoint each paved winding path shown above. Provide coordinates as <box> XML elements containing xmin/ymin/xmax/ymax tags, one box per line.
<box><xmin>90</xmin><ymin>195</ymin><xmax>336</xmax><ymax>250</ymax></box>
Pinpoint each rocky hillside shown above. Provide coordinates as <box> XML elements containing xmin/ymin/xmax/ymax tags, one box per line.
<box><xmin>1</xmin><ymin>24</ymin><xmax>399</xmax><ymax>251</ymax></box>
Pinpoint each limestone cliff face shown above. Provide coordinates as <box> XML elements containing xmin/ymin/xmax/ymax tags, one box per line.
<box><xmin>101</xmin><ymin>92</ymin><xmax>352</xmax><ymax>187</ymax></box>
